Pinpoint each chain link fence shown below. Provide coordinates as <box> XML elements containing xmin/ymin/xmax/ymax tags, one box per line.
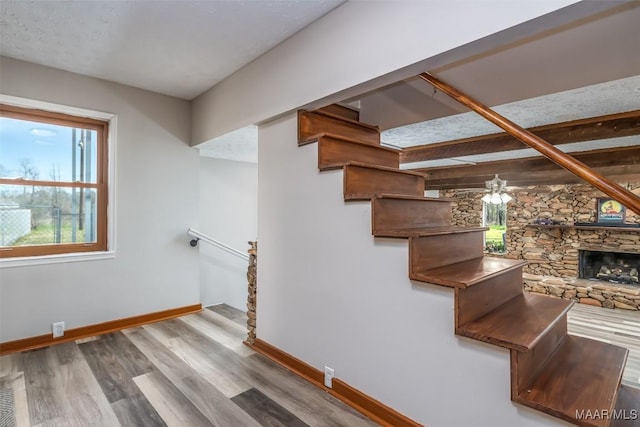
<box><xmin>0</xmin><ymin>204</ymin><xmax>88</xmax><ymax>246</ymax></box>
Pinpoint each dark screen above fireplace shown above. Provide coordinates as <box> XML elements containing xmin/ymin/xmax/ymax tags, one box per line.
<box><xmin>579</xmin><ymin>250</ymin><xmax>639</xmax><ymax>285</ymax></box>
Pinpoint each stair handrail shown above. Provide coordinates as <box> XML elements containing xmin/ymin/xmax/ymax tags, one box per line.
<box><xmin>187</xmin><ymin>228</ymin><xmax>249</xmax><ymax>261</ymax></box>
<box><xmin>418</xmin><ymin>72</ymin><xmax>640</xmax><ymax>215</ymax></box>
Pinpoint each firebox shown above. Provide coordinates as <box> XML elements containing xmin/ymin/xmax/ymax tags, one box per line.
<box><xmin>578</xmin><ymin>250</ymin><xmax>640</xmax><ymax>285</ymax></box>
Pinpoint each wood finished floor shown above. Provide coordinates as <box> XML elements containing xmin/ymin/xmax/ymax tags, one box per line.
<box><xmin>2</xmin><ymin>302</ymin><xmax>638</xmax><ymax>426</ymax></box>
<box><xmin>567</xmin><ymin>302</ymin><xmax>640</xmax><ymax>389</ymax></box>
<box><xmin>0</xmin><ymin>305</ymin><xmax>377</xmax><ymax>427</ymax></box>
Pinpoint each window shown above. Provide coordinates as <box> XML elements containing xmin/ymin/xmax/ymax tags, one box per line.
<box><xmin>0</xmin><ymin>104</ymin><xmax>109</xmax><ymax>258</ymax></box>
<box><xmin>483</xmin><ymin>201</ymin><xmax>507</xmax><ymax>253</ymax></box>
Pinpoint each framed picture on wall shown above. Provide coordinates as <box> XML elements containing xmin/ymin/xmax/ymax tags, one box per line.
<box><xmin>596</xmin><ymin>198</ymin><xmax>626</xmax><ymax>224</ymax></box>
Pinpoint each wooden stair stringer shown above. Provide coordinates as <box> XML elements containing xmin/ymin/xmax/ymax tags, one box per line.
<box><xmin>296</xmin><ymin>107</ymin><xmax>636</xmax><ymax>427</ymax></box>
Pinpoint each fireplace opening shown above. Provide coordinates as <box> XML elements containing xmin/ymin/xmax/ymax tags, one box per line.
<box><xmin>579</xmin><ymin>250</ymin><xmax>640</xmax><ymax>285</ymax></box>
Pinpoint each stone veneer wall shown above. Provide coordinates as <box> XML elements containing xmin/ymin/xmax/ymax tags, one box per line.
<box><xmin>246</xmin><ymin>241</ymin><xmax>257</xmax><ymax>344</ymax></box>
<box><xmin>442</xmin><ymin>181</ymin><xmax>640</xmax><ymax>310</ymax></box>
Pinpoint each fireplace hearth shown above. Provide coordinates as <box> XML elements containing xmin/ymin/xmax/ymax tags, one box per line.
<box><xmin>579</xmin><ymin>250</ymin><xmax>640</xmax><ymax>285</ymax></box>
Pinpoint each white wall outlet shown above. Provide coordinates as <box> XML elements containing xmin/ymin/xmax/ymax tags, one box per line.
<box><xmin>52</xmin><ymin>321</ymin><xmax>65</xmax><ymax>338</ymax></box>
<box><xmin>324</xmin><ymin>366</ymin><xmax>335</xmax><ymax>388</ymax></box>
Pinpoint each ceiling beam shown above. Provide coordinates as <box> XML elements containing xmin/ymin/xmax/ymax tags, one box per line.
<box><xmin>417</xmin><ymin>146</ymin><xmax>640</xmax><ymax>189</ymax></box>
<box><xmin>426</xmin><ymin>168</ymin><xmax>640</xmax><ymax>189</ymax></box>
<box><xmin>400</xmin><ymin>110</ymin><xmax>640</xmax><ymax>163</ymax></box>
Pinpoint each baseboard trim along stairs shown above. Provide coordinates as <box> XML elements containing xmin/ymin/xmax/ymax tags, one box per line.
<box><xmin>246</xmin><ymin>338</ymin><xmax>422</xmax><ymax>427</ymax></box>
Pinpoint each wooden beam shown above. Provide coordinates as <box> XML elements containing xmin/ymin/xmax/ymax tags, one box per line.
<box><xmin>418</xmin><ymin>72</ymin><xmax>640</xmax><ymax>214</ymax></box>
<box><xmin>416</xmin><ymin>146</ymin><xmax>640</xmax><ymax>183</ymax></box>
<box><xmin>401</xmin><ymin>110</ymin><xmax>640</xmax><ymax>163</ymax></box>
<box><xmin>424</xmin><ymin>167</ymin><xmax>640</xmax><ymax>189</ymax></box>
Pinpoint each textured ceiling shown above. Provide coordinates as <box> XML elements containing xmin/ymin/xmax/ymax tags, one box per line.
<box><xmin>199</xmin><ymin>125</ymin><xmax>258</xmax><ymax>163</ymax></box>
<box><xmin>383</xmin><ymin>75</ymin><xmax>640</xmax><ymax>149</ymax></box>
<box><xmin>0</xmin><ymin>0</ymin><xmax>344</xmax><ymax>99</ymax></box>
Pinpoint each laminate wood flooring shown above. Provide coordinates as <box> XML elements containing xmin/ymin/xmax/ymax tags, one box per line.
<box><xmin>6</xmin><ymin>302</ymin><xmax>636</xmax><ymax>426</ymax></box>
<box><xmin>567</xmin><ymin>303</ymin><xmax>640</xmax><ymax>389</ymax></box>
<box><xmin>0</xmin><ymin>306</ymin><xmax>377</xmax><ymax>427</ymax></box>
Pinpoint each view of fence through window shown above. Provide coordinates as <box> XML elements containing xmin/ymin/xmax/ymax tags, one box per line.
<box><xmin>0</xmin><ymin>185</ymin><xmax>97</xmax><ymax>246</ymax></box>
<box><xmin>0</xmin><ymin>105</ymin><xmax>107</xmax><ymax>256</ymax></box>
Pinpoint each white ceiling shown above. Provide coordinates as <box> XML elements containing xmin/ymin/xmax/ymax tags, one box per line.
<box><xmin>0</xmin><ymin>0</ymin><xmax>344</xmax><ymax>100</ymax></box>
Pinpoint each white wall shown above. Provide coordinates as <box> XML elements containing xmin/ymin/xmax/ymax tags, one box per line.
<box><xmin>199</xmin><ymin>157</ymin><xmax>257</xmax><ymax>310</ymax></box>
<box><xmin>257</xmin><ymin>113</ymin><xmax>566</xmax><ymax>427</ymax></box>
<box><xmin>192</xmin><ymin>0</ymin><xmax>600</xmax><ymax>145</ymax></box>
<box><xmin>0</xmin><ymin>58</ymin><xmax>200</xmax><ymax>342</ymax></box>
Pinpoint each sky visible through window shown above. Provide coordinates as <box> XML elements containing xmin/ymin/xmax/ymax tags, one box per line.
<box><xmin>0</xmin><ymin>116</ymin><xmax>97</xmax><ymax>183</ymax></box>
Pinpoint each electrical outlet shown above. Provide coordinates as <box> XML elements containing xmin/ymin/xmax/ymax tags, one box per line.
<box><xmin>324</xmin><ymin>366</ymin><xmax>334</xmax><ymax>388</ymax></box>
<box><xmin>52</xmin><ymin>321</ymin><xmax>65</xmax><ymax>338</ymax></box>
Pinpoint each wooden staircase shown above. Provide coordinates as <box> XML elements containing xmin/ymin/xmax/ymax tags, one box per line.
<box><xmin>297</xmin><ymin>107</ymin><xmax>638</xmax><ymax>427</ymax></box>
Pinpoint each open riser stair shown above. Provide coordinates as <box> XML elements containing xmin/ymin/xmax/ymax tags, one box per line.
<box><xmin>297</xmin><ymin>108</ymin><xmax>638</xmax><ymax>427</ymax></box>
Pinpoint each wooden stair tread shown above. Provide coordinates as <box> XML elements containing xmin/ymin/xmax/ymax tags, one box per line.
<box><xmin>372</xmin><ymin>194</ymin><xmax>454</xmax><ymax>235</ymax></box>
<box><xmin>457</xmin><ymin>293</ymin><xmax>573</xmax><ymax>351</ymax></box>
<box><xmin>317</xmin><ymin>103</ymin><xmax>360</xmax><ymax>121</ymax></box>
<box><xmin>298</xmin><ymin>110</ymin><xmax>380</xmax><ymax>146</ymax></box>
<box><xmin>301</xmin><ymin>132</ymin><xmax>399</xmax><ymax>152</ymax></box>
<box><xmin>344</xmin><ymin>163</ymin><xmax>425</xmax><ymax>200</ymax></box>
<box><xmin>516</xmin><ymin>335</ymin><xmax>628</xmax><ymax>427</ymax></box>
<box><xmin>307</xmin><ymin>109</ymin><xmax>379</xmax><ymax>131</ymax></box>
<box><xmin>411</xmin><ymin>257</ymin><xmax>527</xmax><ymax>288</ymax></box>
<box><xmin>374</xmin><ymin>193</ymin><xmax>453</xmax><ymax>202</ymax></box>
<box><xmin>376</xmin><ymin>226</ymin><xmax>487</xmax><ymax>238</ymax></box>
<box><xmin>314</xmin><ymin>133</ymin><xmax>400</xmax><ymax>171</ymax></box>
<box><xmin>612</xmin><ymin>385</ymin><xmax>640</xmax><ymax>427</ymax></box>
<box><xmin>346</xmin><ymin>161</ymin><xmax>426</xmax><ymax>177</ymax></box>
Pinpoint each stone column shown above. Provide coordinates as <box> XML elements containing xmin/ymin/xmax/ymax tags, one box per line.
<box><xmin>246</xmin><ymin>241</ymin><xmax>257</xmax><ymax>344</ymax></box>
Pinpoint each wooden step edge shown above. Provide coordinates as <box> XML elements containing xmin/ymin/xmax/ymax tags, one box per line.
<box><xmin>375</xmin><ymin>226</ymin><xmax>485</xmax><ymax>238</ymax></box>
<box><xmin>305</xmin><ymin>109</ymin><xmax>380</xmax><ymax>131</ymax></box>
<box><xmin>456</xmin><ymin>294</ymin><xmax>574</xmax><ymax>352</ymax></box>
<box><xmin>411</xmin><ymin>258</ymin><xmax>528</xmax><ymax>289</ymax></box>
<box><xmin>300</xmin><ymin>132</ymin><xmax>401</xmax><ymax>153</ymax></box>
<box><xmin>346</xmin><ymin>161</ymin><xmax>427</xmax><ymax>177</ymax></box>
<box><xmin>410</xmin><ymin>226</ymin><xmax>488</xmax><ymax>237</ymax></box>
<box><xmin>376</xmin><ymin>226</ymin><xmax>488</xmax><ymax>238</ymax></box>
<box><xmin>611</xmin><ymin>385</ymin><xmax>640</xmax><ymax>427</ymax></box>
<box><xmin>515</xmin><ymin>336</ymin><xmax>628</xmax><ymax>427</ymax></box>
<box><xmin>463</xmin><ymin>259</ymin><xmax>528</xmax><ymax>287</ymax></box>
<box><xmin>317</xmin><ymin>103</ymin><xmax>360</xmax><ymax>121</ymax></box>
<box><xmin>409</xmin><ymin>271</ymin><xmax>470</xmax><ymax>289</ymax></box>
<box><xmin>373</xmin><ymin>193</ymin><xmax>453</xmax><ymax>202</ymax></box>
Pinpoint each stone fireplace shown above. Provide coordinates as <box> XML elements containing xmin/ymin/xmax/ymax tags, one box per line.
<box><xmin>443</xmin><ymin>181</ymin><xmax>640</xmax><ymax>310</ymax></box>
<box><xmin>579</xmin><ymin>250</ymin><xmax>640</xmax><ymax>285</ymax></box>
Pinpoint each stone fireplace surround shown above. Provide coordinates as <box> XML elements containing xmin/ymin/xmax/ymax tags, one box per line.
<box><xmin>443</xmin><ymin>181</ymin><xmax>640</xmax><ymax>310</ymax></box>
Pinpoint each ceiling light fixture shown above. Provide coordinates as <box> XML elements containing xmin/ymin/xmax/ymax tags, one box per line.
<box><xmin>482</xmin><ymin>174</ymin><xmax>511</xmax><ymax>204</ymax></box>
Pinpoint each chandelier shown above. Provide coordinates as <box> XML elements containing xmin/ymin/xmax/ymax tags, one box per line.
<box><xmin>481</xmin><ymin>174</ymin><xmax>512</xmax><ymax>204</ymax></box>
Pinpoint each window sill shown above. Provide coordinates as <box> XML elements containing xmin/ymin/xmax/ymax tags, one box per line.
<box><xmin>0</xmin><ymin>251</ymin><xmax>115</xmax><ymax>268</ymax></box>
